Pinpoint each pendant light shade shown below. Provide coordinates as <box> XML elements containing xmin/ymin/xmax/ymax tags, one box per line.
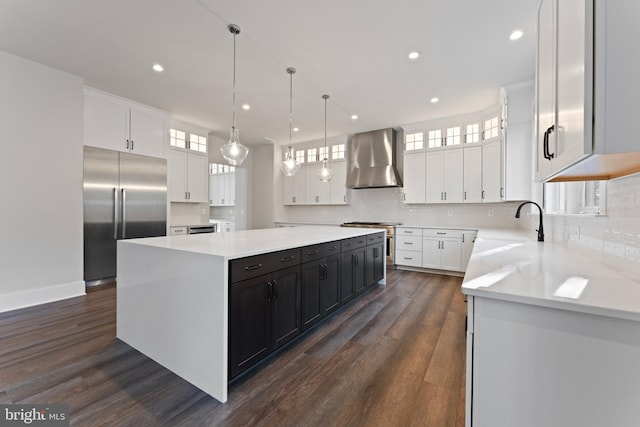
<box><xmin>280</xmin><ymin>67</ymin><xmax>301</xmax><ymax>176</ymax></box>
<box><xmin>220</xmin><ymin>24</ymin><xmax>249</xmax><ymax>166</ymax></box>
<box><xmin>318</xmin><ymin>94</ymin><xmax>332</xmax><ymax>182</ymax></box>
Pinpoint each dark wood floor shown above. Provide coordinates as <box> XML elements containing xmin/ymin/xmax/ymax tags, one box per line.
<box><xmin>0</xmin><ymin>269</ymin><xmax>466</xmax><ymax>427</ymax></box>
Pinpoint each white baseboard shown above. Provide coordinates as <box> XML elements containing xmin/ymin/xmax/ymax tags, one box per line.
<box><xmin>0</xmin><ymin>281</ymin><xmax>86</xmax><ymax>313</ymax></box>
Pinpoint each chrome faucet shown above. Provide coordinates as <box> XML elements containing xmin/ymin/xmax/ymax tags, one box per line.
<box><xmin>515</xmin><ymin>201</ymin><xmax>544</xmax><ymax>242</ymax></box>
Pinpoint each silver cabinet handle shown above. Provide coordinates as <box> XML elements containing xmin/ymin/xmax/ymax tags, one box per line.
<box><xmin>121</xmin><ymin>188</ymin><xmax>126</xmax><ymax>239</ymax></box>
<box><xmin>126</xmin><ymin>139</ymin><xmax>130</xmax><ymax>150</ymax></box>
<box><xmin>113</xmin><ymin>188</ymin><xmax>119</xmax><ymax>239</ymax></box>
<box><xmin>131</xmin><ymin>140</ymin><xmax>134</xmax><ymax>150</ymax></box>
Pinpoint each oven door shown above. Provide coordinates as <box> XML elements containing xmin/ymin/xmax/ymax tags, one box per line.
<box><xmin>386</xmin><ymin>235</ymin><xmax>394</xmax><ymax>266</ymax></box>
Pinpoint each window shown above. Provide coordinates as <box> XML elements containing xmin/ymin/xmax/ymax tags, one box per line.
<box><xmin>170</xmin><ymin>129</ymin><xmax>187</xmax><ymax>149</ymax></box>
<box><xmin>209</xmin><ymin>163</ymin><xmax>218</xmax><ymax>175</ymax></box>
<box><xmin>445</xmin><ymin>126</ymin><xmax>461</xmax><ymax>146</ymax></box>
<box><xmin>483</xmin><ymin>116</ymin><xmax>500</xmax><ymax>140</ymax></box>
<box><xmin>465</xmin><ymin>123</ymin><xmax>480</xmax><ymax>143</ymax></box>
<box><xmin>307</xmin><ymin>148</ymin><xmax>318</xmax><ymax>162</ymax></box>
<box><xmin>170</xmin><ymin>128</ymin><xmax>207</xmax><ymax>153</ymax></box>
<box><xmin>189</xmin><ymin>133</ymin><xmax>207</xmax><ymax>153</ymax></box>
<box><xmin>428</xmin><ymin>129</ymin><xmax>442</xmax><ymax>148</ymax></box>
<box><xmin>295</xmin><ymin>150</ymin><xmax>305</xmax><ymax>164</ymax></box>
<box><xmin>319</xmin><ymin>146</ymin><xmax>329</xmax><ymax>161</ymax></box>
<box><xmin>332</xmin><ymin>144</ymin><xmax>345</xmax><ymax>159</ymax></box>
<box><xmin>405</xmin><ymin>132</ymin><xmax>424</xmax><ymax>151</ymax></box>
<box><xmin>544</xmin><ymin>181</ymin><xmax>606</xmax><ymax>215</ymax></box>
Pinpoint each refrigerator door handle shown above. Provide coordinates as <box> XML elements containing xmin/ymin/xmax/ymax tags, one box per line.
<box><xmin>113</xmin><ymin>188</ymin><xmax>119</xmax><ymax>240</ymax></box>
<box><xmin>121</xmin><ymin>188</ymin><xmax>126</xmax><ymax>239</ymax></box>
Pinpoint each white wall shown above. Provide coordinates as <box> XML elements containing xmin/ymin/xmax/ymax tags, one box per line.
<box><xmin>0</xmin><ymin>50</ymin><xmax>84</xmax><ymax>312</ymax></box>
<box><xmin>545</xmin><ymin>173</ymin><xmax>640</xmax><ymax>277</ymax></box>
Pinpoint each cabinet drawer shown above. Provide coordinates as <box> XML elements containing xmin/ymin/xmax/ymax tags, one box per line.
<box><xmin>396</xmin><ymin>227</ymin><xmax>422</xmax><ymax>236</ymax></box>
<box><xmin>300</xmin><ymin>241</ymin><xmax>340</xmax><ymax>263</ymax></box>
<box><xmin>170</xmin><ymin>226</ymin><xmax>187</xmax><ymax>235</ymax></box>
<box><xmin>341</xmin><ymin>236</ymin><xmax>367</xmax><ymax>251</ymax></box>
<box><xmin>396</xmin><ymin>235</ymin><xmax>422</xmax><ymax>251</ymax></box>
<box><xmin>230</xmin><ymin>248</ymin><xmax>301</xmax><ymax>283</ymax></box>
<box><xmin>395</xmin><ymin>250</ymin><xmax>422</xmax><ymax>267</ymax></box>
<box><xmin>366</xmin><ymin>232</ymin><xmax>385</xmax><ymax>245</ymax></box>
<box><xmin>423</xmin><ymin>229</ymin><xmax>464</xmax><ymax>239</ymax></box>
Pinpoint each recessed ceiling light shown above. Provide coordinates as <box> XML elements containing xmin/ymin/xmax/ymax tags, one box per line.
<box><xmin>293</xmin><ymin>127</ymin><xmax>299</xmax><ymax>132</ymax></box>
<box><xmin>430</xmin><ymin>97</ymin><xmax>439</xmax><ymax>104</ymax></box>
<box><xmin>152</xmin><ymin>63</ymin><xmax>164</xmax><ymax>72</ymax></box>
<box><xmin>509</xmin><ymin>30</ymin><xmax>524</xmax><ymax>41</ymax></box>
<box><xmin>351</xmin><ymin>115</ymin><xmax>358</xmax><ymax>120</ymax></box>
<box><xmin>242</xmin><ymin>104</ymin><xmax>250</xmax><ymax>110</ymax></box>
<box><xmin>408</xmin><ymin>51</ymin><xmax>420</xmax><ymax>60</ymax></box>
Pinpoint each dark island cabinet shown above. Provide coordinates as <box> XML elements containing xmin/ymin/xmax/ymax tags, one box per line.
<box><xmin>365</xmin><ymin>232</ymin><xmax>385</xmax><ymax>287</ymax></box>
<box><xmin>340</xmin><ymin>246</ymin><xmax>366</xmax><ymax>304</ymax></box>
<box><xmin>229</xmin><ymin>249</ymin><xmax>301</xmax><ymax>379</ymax></box>
<box><xmin>229</xmin><ymin>233</ymin><xmax>385</xmax><ymax>379</ymax></box>
<box><xmin>300</xmin><ymin>241</ymin><xmax>341</xmax><ymax>331</ymax></box>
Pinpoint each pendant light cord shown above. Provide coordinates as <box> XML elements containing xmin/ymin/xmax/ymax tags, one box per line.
<box><xmin>289</xmin><ymin>69</ymin><xmax>293</xmax><ymax>149</ymax></box>
<box><xmin>231</xmin><ymin>30</ymin><xmax>237</xmax><ymax>130</ymax></box>
<box><xmin>323</xmin><ymin>94</ymin><xmax>329</xmax><ymax>165</ymax></box>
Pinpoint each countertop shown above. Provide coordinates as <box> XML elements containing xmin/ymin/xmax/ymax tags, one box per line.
<box><xmin>462</xmin><ymin>229</ymin><xmax>640</xmax><ymax>322</ymax></box>
<box><xmin>122</xmin><ymin>225</ymin><xmax>383</xmax><ymax>260</ymax></box>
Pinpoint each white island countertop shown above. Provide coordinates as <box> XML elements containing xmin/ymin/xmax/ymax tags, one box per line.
<box><xmin>126</xmin><ymin>225</ymin><xmax>381</xmax><ymax>259</ymax></box>
<box><xmin>462</xmin><ymin>228</ymin><xmax>640</xmax><ymax>322</ymax></box>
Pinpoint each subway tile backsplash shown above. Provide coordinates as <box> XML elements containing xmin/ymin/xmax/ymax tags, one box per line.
<box><xmin>546</xmin><ymin>173</ymin><xmax>640</xmax><ymax>277</ymax></box>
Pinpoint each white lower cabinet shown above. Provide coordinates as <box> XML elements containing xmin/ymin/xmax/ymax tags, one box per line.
<box><xmin>395</xmin><ymin>227</ymin><xmax>473</xmax><ymax>273</ymax></box>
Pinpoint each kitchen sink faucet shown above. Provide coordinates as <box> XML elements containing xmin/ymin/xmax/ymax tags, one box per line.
<box><xmin>515</xmin><ymin>201</ymin><xmax>544</xmax><ymax>242</ymax></box>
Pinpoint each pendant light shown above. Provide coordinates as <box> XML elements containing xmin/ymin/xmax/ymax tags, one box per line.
<box><xmin>318</xmin><ymin>94</ymin><xmax>333</xmax><ymax>182</ymax></box>
<box><xmin>280</xmin><ymin>67</ymin><xmax>301</xmax><ymax>176</ymax></box>
<box><xmin>220</xmin><ymin>24</ymin><xmax>249</xmax><ymax>166</ymax></box>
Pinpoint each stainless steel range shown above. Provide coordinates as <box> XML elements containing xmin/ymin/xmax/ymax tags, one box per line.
<box><xmin>340</xmin><ymin>222</ymin><xmax>400</xmax><ymax>267</ymax></box>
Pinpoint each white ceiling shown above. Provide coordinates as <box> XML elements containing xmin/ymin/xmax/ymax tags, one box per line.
<box><xmin>0</xmin><ymin>0</ymin><xmax>537</xmax><ymax>146</ymax></box>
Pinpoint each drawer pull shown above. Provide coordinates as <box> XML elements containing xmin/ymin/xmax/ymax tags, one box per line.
<box><xmin>307</xmin><ymin>250</ymin><xmax>320</xmax><ymax>256</ymax></box>
<box><xmin>328</xmin><ymin>246</ymin><xmax>338</xmax><ymax>251</ymax></box>
<box><xmin>404</xmin><ymin>242</ymin><xmax>413</xmax><ymax>245</ymax></box>
<box><xmin>245</xmin><ymin>263</ymin><xmax>263</xmax><ymax>271</ymax></box>
<box><xmin>437</xmin><ymin>232</ymin><xmax>447</xmax><ymax>235</ymax></box>
<box><xmin>404</xmin><ymin>257</ymin><xmax>413</xmax><ymax>260</ymax></box>
<box><xmin>280</xmin><ymin>256</ymin><xmax>295</xmax><ymax>263</ymax></box>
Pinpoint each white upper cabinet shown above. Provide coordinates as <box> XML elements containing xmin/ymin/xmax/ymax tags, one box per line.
<box><xmin>425</xmin><ymin>151</ymin><xmax>444</xmax><ymax>203</ymax></box>
<box><xmin>463</xmin><ymin>145</ymin><xmax>483</xmax><ymax>203</ymax></box>
<box><xmin>168</xmin><ymin>149</ymin><xmax>208</xmax><ymax>203</ymax></box>
<box><xmin>282</xmin><ymin>153</ymin><xmax>347</xmax><ymax>206</ymax></box>
<box><xmin>425</xmin><ymin>149</ymin><xmax>463</xmax><ymax>203</ymax></box>
<box><xmin>84</xmin><ymin>88</ymin><xmax>167</xmax><ymax>158</ymax></box>
<box><xmin>306</xmin><ymin>165</ymin><xmax>331</xmax><ymax>204</ymax></box>
<box><xmin>482</xmin><ymin>139</ymin><xmax>502</xmax><ymax>202</ymax></box>
<box><xmin>329</xmin><ymin>160</ymin><xmax>348</xmax><ymax>205</ymax></box>
<box><xmin>402</xmin><ymin>151</ymin><xmax>426</xmax><ymax>204</ymax></box>
<box><xmin>209</xmin><ymin>164</ymin><xmax>235</xmax><ymax>206</ymax></box>
<box><xmin>536</xmin><ymin>0</ymin><xmax>640</xmax><ymax>181</ymax></box>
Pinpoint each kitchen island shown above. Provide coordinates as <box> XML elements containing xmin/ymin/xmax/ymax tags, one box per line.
<box><xmin>462</xmin><ymin>229</ymin><xmax>640</xmax><ymax>427</ymax></box>
<box><xmin>116</xmin><ymin>226</ymin><xmax>386</xmax><ymax>403</ymax></box>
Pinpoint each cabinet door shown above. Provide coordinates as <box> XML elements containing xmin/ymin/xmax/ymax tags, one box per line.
<box><xmin>229</xmin><ymin>274</ymin><xmax>272</xmax><ymax>379</ymax></box>
<box><xmin>403</xmin><ymin>152</ymin><xmax>426</xmax><ymax>203</ymax></box>
<box><xmin>306</xmin><ymin>165</ymin><xmax>330</xmax><ymax>204</ymax></box>
<box><xmin>555</xmin><ymin>0</ymin><xmax>592</xmax><ymax>171</ymax></box>
<box><xmin>283</xmin><ymin>175</ymin><xmax>296</xmax><ymax>205</ymax></box>
<box><xmin>329</xmin><ymin>160</ymin><xmax>347</xmax><ymax>205</ymax></box>
<box><xmin>272</xmin><ymin>266</ymin><xmax>301</xmax><ymax>349</ymax></box>
<box><xmin>187</xmin><ymin>153</ymin><xmax>208</xmax><ymax>202</ymax></box>
<box><xmin>425</xmin><ymin>151</ymin><xmax>444</xmax><ymax>203</ymax></box>
<box><xmin>129</xmin><ymin>108</ymin><xmax>166</xmax><ymax>158</ymax></box>
<box><xmin>461</xmin><ymin>231</ymin><xmax>478</xmax><ymax>272</ymax></box>
<box><xmin>301</xmin><ymin>259</ymin><xmax>323</xmax><ymax>331</ymax></box>
<box><xmin>226</xmin><ymin>172</ymin><xmax>236</xmax><ymax>205</ymax></box>
<box><xmin>217</xmin><ymin>173</ymin><xmax>226</xmax><ymax>205</ymax></box>
<box><xmin>321</xmin><ymin>254</ymin><xmax>341</xmax><ymax>316</ymax></box>
<box><xmin>341</xmin><ymin>247</ymin><xmax>366</xmax><ymax>303</ymax></box>
<box><xmin>441</xmin><ymin>238</ymin><xmax>462</xmax><ymax>271</ymax></box>
<box><xmin>463</xmin><ymin>145</ymin><xmax>483</xmax><ymax>203</ymax></box>
<box><xmin>84</xmin><ymin>95</ymin><xmax>129</xmax><ymax>153</ymax></box>
<box><xmin>422</xmin><ymin>237</ymin><xmax>442</xmax><ymax>269</ymax></box>
<box><xmin>482</xmin><ymin>139</ymin><xmax>502</xmax><ymax>202</ymax></box>
<box><xmin>365</xmin><ymin>243</ymin><xmax>384</xmax><ymax>287</ymax></box>
<box><xmin>209</xmin><ymin>174</ymin><xmax>218</xmax><ymax>206</ymax></box>
<box><xmin>443</xmin><ymin>149</ymin><xmax>464</xmax><ymax>203</ymax></box>
<box><xmin>168</xmin><ymin>150</ymin><xmax>188</xmax><ymax>201</ymax></box>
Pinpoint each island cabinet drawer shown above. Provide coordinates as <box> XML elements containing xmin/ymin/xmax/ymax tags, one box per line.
<box><xmin>396</xmin><ymin>227</ymin><xmax>422</xmax><ymax>236</ymax></box>
<box><xmin>396</xmin><ymin>250</ymin><xmax>422</xmax><ymax>267</ymax></box>
<box><xmin>230</xmin><ymin>248</ymin><xmax>301</xmax><ymax>283</ymax></box>
<box><xmin>366</xmin><ymin>232</ymin><xmax>385</xmax><ymax>245</ymax></box>
<box><xmin>300</xmin><ymin>241</ymin><xmax>340</xmax><ymax>263</ymax></box>
<box><xmin>341</xmin><ymin>236</ymin><xmax>367</xmax><ymax>251</ymax></box>
<box><xmin>423</xmin><ymin>229</ymin><xmax>464</xmax><ymax>239</ymax></box>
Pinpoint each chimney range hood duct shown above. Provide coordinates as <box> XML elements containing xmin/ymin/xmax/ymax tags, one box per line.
<box><xmin>346</xmin><ymin>128</ymin><xmax>402</xmax><ymax>189</ymax></box>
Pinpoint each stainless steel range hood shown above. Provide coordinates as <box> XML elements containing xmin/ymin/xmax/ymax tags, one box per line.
<box><xmin>346</xmin><ymin>128</ymin><xmax>402</xmax><ymax>189</ymax></box>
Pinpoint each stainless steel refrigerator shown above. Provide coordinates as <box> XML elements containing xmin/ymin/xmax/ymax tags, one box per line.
<box><xmin>83</xmin><ymin>146</ymin><xmax>167</xmax><ymax>285</ymax></box>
